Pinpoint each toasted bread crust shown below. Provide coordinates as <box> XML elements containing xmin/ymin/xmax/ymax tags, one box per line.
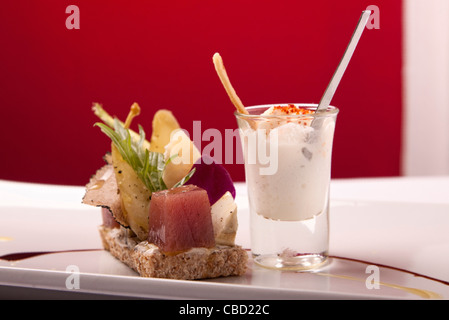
<box><xmin>98</xmin><ymin>226</ymin><xmax>248</xmax><ymax>280</ymax></box>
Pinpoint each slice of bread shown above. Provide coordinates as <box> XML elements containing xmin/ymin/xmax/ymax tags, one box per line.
<box><xmin>98</xmin><ymin>225</ymin><xmax>248</xmax><ymax>280</ymax></box>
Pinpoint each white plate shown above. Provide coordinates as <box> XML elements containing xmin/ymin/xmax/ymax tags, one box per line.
<box><xmin>0</xmin><ymin>180</ymin><xmax>448</xmax><ymax>299</ymax></box>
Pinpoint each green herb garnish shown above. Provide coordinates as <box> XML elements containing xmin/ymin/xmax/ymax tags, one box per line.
<box><xmin>94</xmin><ymin>115</ymin><xmax>195</xmax><ymax>194</ymax></box>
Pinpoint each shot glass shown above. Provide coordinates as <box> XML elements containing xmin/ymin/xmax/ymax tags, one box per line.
<box><xmin>235</xmin><ymin>104</ymin><xmax>338</xmax><ymax>270</ymax></box>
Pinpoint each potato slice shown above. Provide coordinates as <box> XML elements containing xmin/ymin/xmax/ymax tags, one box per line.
<box><xmin>111</xmin><ymin>143</ymin><xmax>150</xmax><ymax>240</ymax></box>
<box><xmin>149</xmin><ymin>110</ymin><xmax>181</xmax><ymax>154</ymax></box>
<box><xmin>163</xmin><ymin>129</ymin><xmax>201</xmax><ymax>188</ymax></box>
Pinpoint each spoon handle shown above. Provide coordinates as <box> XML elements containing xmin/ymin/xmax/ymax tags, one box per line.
<box><xmin>316</xmin><ymin>10</ymin><xmax>371</xmax><ymax>112</ymax></box>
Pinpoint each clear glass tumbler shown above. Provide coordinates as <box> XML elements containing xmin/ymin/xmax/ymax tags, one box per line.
<box><xmin>235</xmin><ymin>104</ymin><xmax>338</xmax><ymax>270</ymax></box>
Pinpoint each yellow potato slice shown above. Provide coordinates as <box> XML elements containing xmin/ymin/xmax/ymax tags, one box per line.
<box><xmin>163</xmin><ymin>129</ymin><xmax>201</xmax><ymax>188</ymax></box>
<box><xmin>149</xmin><ymin>110</ymin><xmax>181</xmax><ymax>154</ymax></box>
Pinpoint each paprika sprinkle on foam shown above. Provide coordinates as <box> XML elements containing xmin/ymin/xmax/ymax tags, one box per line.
<box><xmin>271</xmin><ymin>104</ymin><xmax>314</xmax><ymax>115</ymax></box>
<box><xmin>259</xmin><ymin>104</ymin><xmax>315</xmax><ymax>128</ymax></box>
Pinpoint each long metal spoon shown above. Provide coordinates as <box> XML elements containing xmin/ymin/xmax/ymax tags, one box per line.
<box><xmin>316</xmin><ymin>10</ymin><xmax>371</xmax><ymax>113</ymax></box>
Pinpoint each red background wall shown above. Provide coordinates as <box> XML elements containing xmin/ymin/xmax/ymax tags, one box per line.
<box><xmin>0</xmin><ymin>0</ymin><xmax>402</xmax><ymax>186</ymax></box>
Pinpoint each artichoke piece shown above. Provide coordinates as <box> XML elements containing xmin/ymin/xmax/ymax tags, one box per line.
<box><xmin>210</xmin><ymin>191</ymin><xmax>238</xmax><ymax>246</ymax></box>
<box><xmin>111</xmin><ymin>143</ymin><xmax>151</xmax><ymax>240</ymax></box>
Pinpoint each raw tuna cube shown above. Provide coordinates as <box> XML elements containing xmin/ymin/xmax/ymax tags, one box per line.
<box><xmin>148</xmin><ymin>185</ymin><xmax>215</xmax><ymax>254</ymax></box>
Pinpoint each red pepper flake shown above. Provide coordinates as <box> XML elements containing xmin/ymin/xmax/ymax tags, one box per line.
<box><xmin>272</xmin><ymin>104</ymin><xmax>314</xmax><ymax>115</ymax></box>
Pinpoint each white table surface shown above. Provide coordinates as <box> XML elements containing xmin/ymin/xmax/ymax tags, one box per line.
<box><xmin>0</xmin><ymin>176</ymin><xmax>448</xmax><ymax>300</ymax></box>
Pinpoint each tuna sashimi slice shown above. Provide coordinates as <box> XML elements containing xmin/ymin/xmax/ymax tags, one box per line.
<box><xmin>148</xmin><ymin>185</ymin><xmax>215</xmax><ymax>254</ymax></box>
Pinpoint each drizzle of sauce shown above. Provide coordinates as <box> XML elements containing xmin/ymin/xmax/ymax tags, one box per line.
<box><xmin>325</xmin><ymin>255</ymin><xmax>446</xmax><ymax>299</ymax></box>
<box><xmin>0</xmin><ymin>249</ymin><xmax>102</xmax><ymax>262</ymax></box>
<box><xmin>329</xmin><ymin>255</ymin><xmax>449</xmax><ymax>287</ymax></box>
<box><xmin>316</xmin><ymin>272</ymin><xmax>441</xmax><ymax>299</ymax></box>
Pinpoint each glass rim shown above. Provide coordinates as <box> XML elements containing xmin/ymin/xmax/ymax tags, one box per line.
<box><xmin>234</xmin><ymin>103</ymin><xmax>339</xmax><ymax>119</ymax></box>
